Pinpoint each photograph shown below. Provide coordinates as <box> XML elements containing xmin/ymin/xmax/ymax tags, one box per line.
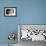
<box><xmin>4</xmin><ymin>7</ymin><xmax>16</xmax><ymax>17</ymax></box>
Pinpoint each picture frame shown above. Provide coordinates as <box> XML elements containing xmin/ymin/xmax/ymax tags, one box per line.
<box><xmin>4</xmin><ymin>7</ymin><xmax>17</xmax><ymax>17</ymax></box>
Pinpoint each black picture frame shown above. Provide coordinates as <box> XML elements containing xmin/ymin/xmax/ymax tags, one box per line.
<box><xmin>4</xmin><ymin>7</ymin><xmax>17</xmax><ymax>17</ymax></box>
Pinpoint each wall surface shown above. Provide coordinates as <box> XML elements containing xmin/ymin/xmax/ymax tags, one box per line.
<box><xmin>0</xmin><ymin>0</ymin><xmax>46</xmax><ymax>45</ymax></box>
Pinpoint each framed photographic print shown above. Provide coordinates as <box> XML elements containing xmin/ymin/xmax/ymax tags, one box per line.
<box><xmin>4</xmin><ymin>7</ymin><xmax>17</xmax><ymax>17</ymax></box>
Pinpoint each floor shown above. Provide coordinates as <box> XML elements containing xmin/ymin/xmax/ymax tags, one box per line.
<box><xmin>0</xmin><ymin>44</ymin><xmax>18</xmax><ymax>46</ymax></box>
<box><xmin>0</xmin><ymin>40</ymin><xmax>46</xmax><ymax>46</ymax></box>
<box><xmin>19</xmin><ymin>39</ymin><xmax>46</xmax><ymax>46</ymax></box>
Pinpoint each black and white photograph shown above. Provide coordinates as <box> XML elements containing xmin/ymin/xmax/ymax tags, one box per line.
<box><xmin>4</xmin><ymin>7</ymin><xmax>16</xmax><ymax>17</ymax></box>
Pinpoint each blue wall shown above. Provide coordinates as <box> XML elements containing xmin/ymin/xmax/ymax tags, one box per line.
<box><xmin>0</xmin><ymin>0</ymin><xmax>46</xmax><ymax>44</ymax></box>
